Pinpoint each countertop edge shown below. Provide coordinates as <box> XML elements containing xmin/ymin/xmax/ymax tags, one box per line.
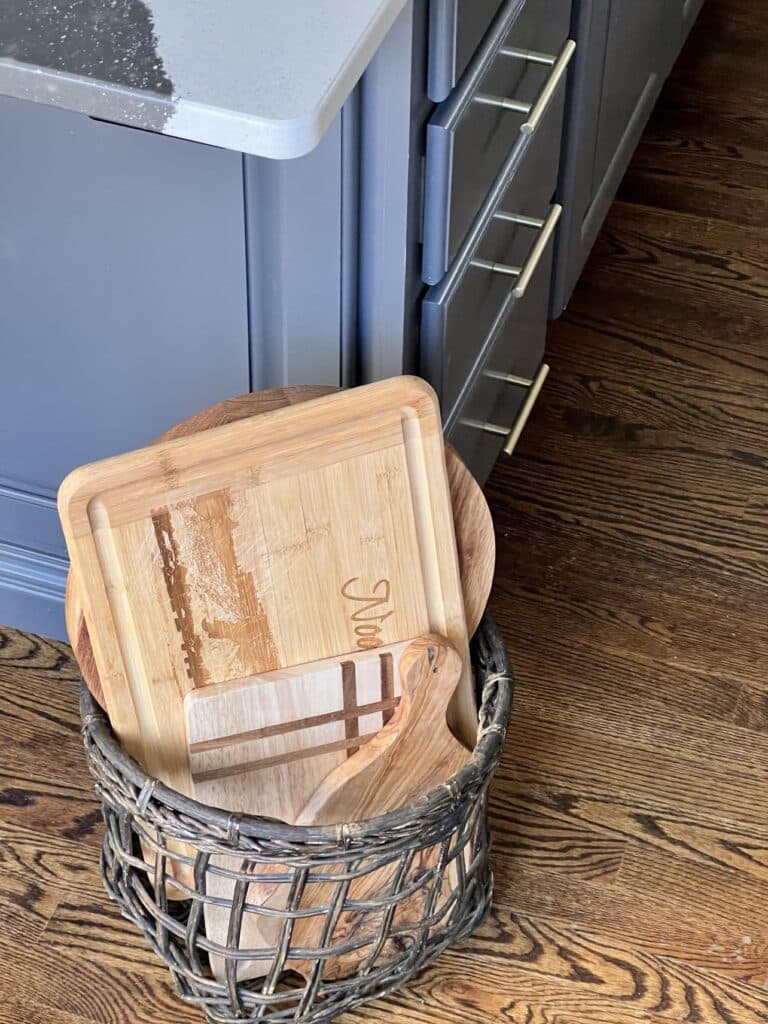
<box><xmin>0</xmin><ymin>0</ymin><xmax>408</xmax><ymax>159</ymax></box>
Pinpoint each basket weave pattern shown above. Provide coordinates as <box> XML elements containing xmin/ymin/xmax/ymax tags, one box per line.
<box><xmin>80</xmin><ymin>618</ymin><xmax>513</xmax><ymax>1023</ymax></box>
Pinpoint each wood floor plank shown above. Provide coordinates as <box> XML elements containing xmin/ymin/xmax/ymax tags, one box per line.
<box><xmin>499</xmin><ymin>785</ymin><xmax>768</xmax><ymax>887</ymax></box>
<box><xmin>488</xmin><ymin>450</ymin><xmax>768</xmax><ymax>591</ymax></box>
<box><xmin>514</xmin><ymin>667</ymin><xmax>768</xmax><ymax>777</ymax></box>
<box><xmin>0</xmin><ymin>871</ymin><xmax>60</xmax><ymax>941</ymax></box>
<box><xmin>618</xmin><ymin>135</ymin><xmax>768</xmax><ymax>230</ymax></box>
<box><xmin>40</xmin><ymin>894</ymin><xmax>162</xmax><ymax>975</ymax></box>
<box><xmin>348</xmin><ymin>909</ymin><xmax>768</xmax><ymax>1024</ymax></box>
<box><xmin>0</xmin><ymin>626</ymin><xmax>79</xmax><ymax>679</ymax></box>
<box><xmin>0</xmin><ymin>1003</ymin><xmax>87</xmax><ymax>1024</ymax></box>
<box><xmin>0</xmin><ymin>931</ymin><xmax>195</xmax><ymax>1024</ymax></box>
<box><xmin>456</xmin><ymin>911</ymin><xmax>768</xmax><ymax>1022</ymax></box>
<box><xmin>494</xmin><ymin>562</ymin><xmax>768</xmax><ymax>693</ymax></box>
<box><xmin>487</xmin><ymin>800</ymin><xmax>626</xmax><ymax>882</ymax></box>
<box><xmin>0</xmin><ymin>819</ymin><xmax>102</xmax><ymax>899</ymax></box>
<box><xmin>0</xmin><ymin>773</ymin><xmax>104</xmax><ymax>849</ymax></box>
<box><xmin>488</xmin><ymin>861</ymin><xmax>768</xmax><ymax>979</ymax></box>
<box><xmin>616</xmin><ymin>843</ymin><xmax>768</xmax><ymax>951</ymax></box>
<box><xmin>582</xmin><ymin>210</ymin><xmax>768</xmax><ymax>324</ymax></box>
<box><xmin>734</xmin><ymin>685</ymin><xmax>768</xmax><ymax>732</ymax></box>
<box><xmin>498</xmin><ymin>717</ymin><xmax>768</xmax><ymax>832</ymax></box>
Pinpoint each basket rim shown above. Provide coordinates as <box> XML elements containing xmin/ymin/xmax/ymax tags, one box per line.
<box><xmin>80</xmin><ymin>616</ymin><xmax>513</xmax><ymax>846</ymax></box>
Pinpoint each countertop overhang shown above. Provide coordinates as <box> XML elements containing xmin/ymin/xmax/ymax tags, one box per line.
<box><xmin>0</xmin><ymin>0</ymin><xmax>408</xmax><ymax>159</ymax></box>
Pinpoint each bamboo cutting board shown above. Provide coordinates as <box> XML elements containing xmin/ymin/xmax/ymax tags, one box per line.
<box><xmin>58</xmin><ymin>377</ymin><xmax>474</xmax><ymax>798</ymax></box>
<box><xmin>65</xmin><ymin>386</ymin><xmax>495</xmax><ymax>709</ymax></box>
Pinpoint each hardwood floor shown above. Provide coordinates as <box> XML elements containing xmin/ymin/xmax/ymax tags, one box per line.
<box><xmin>1</xmin><ymin>1</ymin><xmax>767</xmax><ymax>1020</ymax></box>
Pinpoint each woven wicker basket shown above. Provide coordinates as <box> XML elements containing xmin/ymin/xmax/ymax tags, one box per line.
<box><xmin>80</xmin><ymin>617</ymin><xmax>513</xmax><ymax>1024</ymax></box>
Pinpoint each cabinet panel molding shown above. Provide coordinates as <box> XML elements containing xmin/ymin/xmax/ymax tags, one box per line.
<box><xmin>0</xmin><ymin>541</ymin><xmax>67</xmax><ymax>640</ymax></box>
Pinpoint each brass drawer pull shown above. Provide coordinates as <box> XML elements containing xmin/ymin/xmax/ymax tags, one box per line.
<box><xmin>493</xmin><ymin>211</ymin><xmax>545</xmax><ymax>229</ymax></box>
<box><xmin>474</xmin><ymin>94</ymin><xmax>531</xmax><ymax>114</ymax></box>
<box><xmin>458</xmin><ymin>418</ymin><xmax>509</xmax><ymax>438</ymax></box>
<box><xmin>512</xmin><ymin>203</ymin><xmax>561</xmax><ymax>298</ymax></box>
<box><xmin>469</xmin><ymin>204</ymin><xmax>561</xmax><ymax>299</ymax></box>
<box><xmin>459</xmin><ymin>362</ymin><xmax>550</xmax><ymax>456</ymax></box>
<box><xmin>482</xmin><ymin>369</ymin><xmax>534</xmax><ymax>386</ymax></box>
<box><xmin>520</xmin><ymin>40</ymin><xmax>575</xmax><ymax>136</ymax></box>
<box><xmin>470</xmin><ymin>257</ymin><xmax>522</xmax><ymax>277</ymax></box>
<box><xmin>472</xmin><ymin>39</ymin><xmax>576</xmax><ymax>135</ymax></box>
<box><xmin>499</xmin><ymin>46</ymin><xmax>557</xmax><ymax>67</ymax></box>
<box><xmin>502</xmin><ymin>361</ymin><xmax>549</xmax><ymax>454</ymax></box>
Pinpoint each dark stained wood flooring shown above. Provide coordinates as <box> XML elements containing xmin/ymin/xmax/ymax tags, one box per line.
<box><xmin>1</xmin><ymin>0</ymin><xmax>767</xmax><ymax>1020</ymax></box>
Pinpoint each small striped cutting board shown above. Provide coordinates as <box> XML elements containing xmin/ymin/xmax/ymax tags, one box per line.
<box><xmin>184</xmin><ymin>639</ymin><xmax>412</xmax><ymax>823</ymax></box>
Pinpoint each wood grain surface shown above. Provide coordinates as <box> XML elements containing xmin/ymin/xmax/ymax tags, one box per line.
<box><xmin>185</xmin><ymin>640</ymin><xmax>412</xmax><ymax>820</ymax></box>
<box><xmin>194</xmin><ymin>636</ymin><xmax>469</xmax><ymax>983</ymax></box>
<box><xmin>63</xmin><ymin>387</ymin><xmax>342</xmax><ymax>705</ymax></box>
<box><xmin>58</xmin><ymin>377</ymin><xmax>473</xmax><ymax>797</ymax></box>
<box><xmin>65</xmin><ymin>387</ymin><xmax>494</xmax><ymax>711</ymax></box>
<box><xmin>269</xmin><ymin>636</ymin><xmax>470</xmax><ymax>983</ymax></box>
<box><xmin>4</xmin><ymin>3</ymin><xmax>768</xmax><ymax>1018</ymax></box>
<box><xmin>296</xmin><ymin>635</ymin><xmax>468</xmax><ymax>827</ymax></box>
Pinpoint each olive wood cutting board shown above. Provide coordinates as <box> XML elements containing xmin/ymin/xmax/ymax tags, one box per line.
<box><xmin>191</xmin><ymin>634</ymin><xmax>470</xmax><ymax>982</ymax></box>
<box><xmin>285</xmin><ymin>634</ymin><xmax>471</xmax><ymax>980</ymax></box>
<box><xmin>185</xmin><ymin>638</ymin><xmax>414</xmax><ymax>979</ymax></box>
<box><xmin>58</xmin><ymin>377</ymin><xmax>474</xmax><ymax>799</ymax></box>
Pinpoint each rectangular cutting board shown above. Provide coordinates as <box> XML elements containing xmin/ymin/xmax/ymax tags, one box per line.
<box><xmin>58</xmin><ymin>377</ymin><xmax>474</xmax><ymax>795</ymax></box>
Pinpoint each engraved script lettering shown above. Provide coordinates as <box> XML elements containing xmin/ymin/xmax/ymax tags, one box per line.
<box><xmin>341</xmin><ymin>577</ymin><xmax>395</xmax><ymax>650</ymax></box>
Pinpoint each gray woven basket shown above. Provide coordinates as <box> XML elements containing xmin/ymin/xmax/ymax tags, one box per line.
<box><xmin>80</xmin><ymin>616</ymin><xmax>513</xmax><ymax>1024</ymax></box>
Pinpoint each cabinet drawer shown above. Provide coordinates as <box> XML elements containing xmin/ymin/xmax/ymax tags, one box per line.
<box><xmin>423</xmin><ymin>188</ymin><xmax>560</xmax><ymax>413</ymax></box>
<box><xmin>423</xmin><ymin>0</ymin><xmax>573</xmax><ymax>284</ymax></box>
<box><xmin>428</xmin><ymin>0</ymin><xmax>504</xmax><ymax>102</ymax></box>
<box><xmin>446</xmin><ymin>250</ymin><xmax>552</xmax><ymax>489</ymax></box>
<box><xmin>447</xmin><ymin>358</ymin><xmax>550</xmax><ymax>485</ymax></box>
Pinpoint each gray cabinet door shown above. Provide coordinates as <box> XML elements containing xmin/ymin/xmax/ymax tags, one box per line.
<box><xmin>551</xmin><ymin>0</ymin><xmax>689</xmax><ymax>314</ymax></box>
<box><xmin>0</xmin><ymin>95</ymin><xmax>250</xmax><ymax>636</ymax></box>
<box><xmin>590</xmin><ymin>0</ymin><xmax>667</xmax><ymax>196</ymax></box>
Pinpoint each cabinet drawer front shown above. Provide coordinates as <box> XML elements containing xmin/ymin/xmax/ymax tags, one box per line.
<box><xmin>428</xmin><ymin>0</ymin><xmax>504</xmax><ymax>102</ymax></box>
<box><xmin>444</xmin><ymin>230</ymin><xmax>552</xmax><ymax>485</ymax></box>
<box><xmin>440</xmin><ymin>205</ymin><xmax>556</xmax><ymax>484</ymax></box>
<box><xmin>423</xmin><ymin>0</ymin><xmax>572</xmax><ymax>284</ymax></box>
<box><xmin>447</xmin><ymin>214</ymin><xmax>554</xmax><ymax>428</ymax></box>
<box><xmin>423</xmin><ymin>180</ymin><xmax>560</xmax><ymax>413</ymax></box>
<box><xmin>448</xmin><ymin>359</ymin><xmax>549</xmax><ymax>485</ymax></box>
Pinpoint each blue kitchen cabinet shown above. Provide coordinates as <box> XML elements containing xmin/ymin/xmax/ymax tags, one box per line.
<box><xmin>0</xmin><ymin>96</ymin><xmax>253</xmax><ymax>636</ymax></box>
<box><xmin>0</xmin><ymin>6</ymin><xmax>417</xmax><ymax>640</ymax></box>
<box><xmin>0</xmin><ymin>0</ymin><xmax>706</xmax><ymax>638</ymax></box>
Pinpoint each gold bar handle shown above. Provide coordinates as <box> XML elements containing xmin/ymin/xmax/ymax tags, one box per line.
<box><xmin>503</xmin><ymin>362</ymin><xmax>550</xmax><ymax>455</ymax></box>
<box><xmin>457</xmin><ymin>363</ymin><xmax>550</xmax><ymax>454</ymax></box>
<box><xmin>474</xmin><ymin>93</ymin><xmax>531</xmax><ymax>114</ymax></box>
<box><xmin>499</xmin><ymin>46</ymin><xmax>557</xmax><ymax>67</ymax></box>
<box><xmin>521</xmin><ymin>39</ymin><xmax>576</xmax><ymax>136</ymax></box>
<box><xmin>470</xmin><ymin>257</ymin><xmax>522</xmax><ymax>276</ymax></box>
<box><xmin>512</xmin><ymin>204</ymin><xmax>561</xmax><ymax>299</ymax></box>
<box><xmin>482</xmin><ymin>369</ymin><xmax>534</xmax><ymax>386</ymax></box>
<box><xmin>458</xmin><ymin>418</ymin><xmax>509</xmax><ymax>437</ymax></box>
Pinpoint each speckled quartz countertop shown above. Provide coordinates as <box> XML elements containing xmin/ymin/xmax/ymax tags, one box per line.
<box><xmin>0</xmin><ymin>0</ymin><xmax>407</xmax><ymax>158</ymax></box>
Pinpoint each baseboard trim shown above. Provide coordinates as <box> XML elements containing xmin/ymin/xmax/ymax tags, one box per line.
<box><xmin>0</xmin><ymin>541</ymin><xmax>67</xmax><ymax>640</ymax></box>
<box><xmin>0</xmin><ymin>480</ymin><xmax>67</xmax><ymax>559</ymax></box>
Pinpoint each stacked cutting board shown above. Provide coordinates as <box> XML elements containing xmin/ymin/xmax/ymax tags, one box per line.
<box><xmin>59</xmin><ymin>378</ymin><xmax>495</xmax><ymax>980</ymax></box>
